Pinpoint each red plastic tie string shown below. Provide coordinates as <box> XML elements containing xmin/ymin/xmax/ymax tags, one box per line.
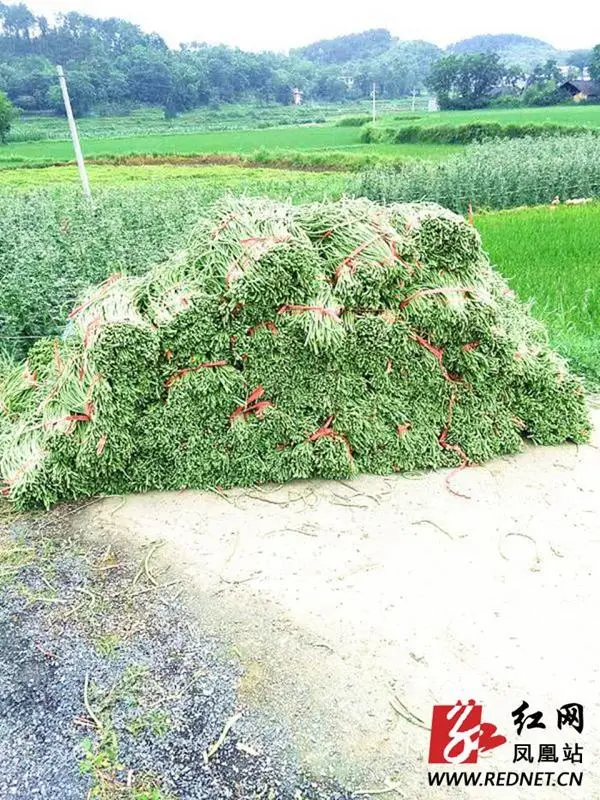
<box><xmin>165</xmin><ymin>360</ymin><xmax>228</xmax><ymax>390</ymax></box>
<box><xmin>230</xmin><ymin>385</ymin><xmax>273</xmax><ymax>422</ymax></box>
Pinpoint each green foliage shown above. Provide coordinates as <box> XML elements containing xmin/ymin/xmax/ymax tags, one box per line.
<box><xmin>0</xmin><ymin>91</ymin><xmax>15</xmax><ymax>144</ymax></box>
<box><xmin>448</xmin><ymin>34</ymin><xmax>559</xmax><ymax>72</ymax></box>
<box><xmin>0</xmin><ymin>4</ymin><xmax>438</xmax><ymax>112</ymax></box>
<box><xmin>291</xmin><ymin>29</ymin><xmax>394</xmax><ymax>64</ymax></box>
<box><xmin>353</xmin><ymin>134</ymin><xmax>600</xmax><ymax>212</ymax></box>
<box><xmin>363</xmin><ymin>120</ymin><xmax>596</xmax><ymax>144</ymax></box>
<box><xmin>335</xmin><ymin>115</ymin><xmax>372</xmax><ymax>127</ymax></box>
<box><xmin>590</xmin><ymin>45</ymin><xmax>600</xmax><ymax>82</ymax></box>
<box><xmin>47</xmin><ymin>69</ymin><xmax>96</xmax><ymax>116</ymax></box>
<box><xmin>0</xmin><ymin>196</ymin><xmax>589</xmax><ymax>508</ymax></box>
<box><xmin>521</xmin><ymin>81</ymin><xmax>564</xmax><ymax>107</ymax></box>
<box><xmin>426</xmin><ymin>53</ymin><xmax>507</xmax><ymax>110</ymax></box>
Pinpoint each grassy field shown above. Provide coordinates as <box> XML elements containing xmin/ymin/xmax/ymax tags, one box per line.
<box><xmin>5</xmin><ymin>102</ymin><xmax>597</xmax><ymax>172</ymax></box>
<box><xmin>380</xmin><ymin>104</ymin><xmax>600</xmax><ymax>129</ymax></box>
<box><xmin>8</xmin><ymin>99</ymin><xmax>428</xmax><ymax>142</ymax></box>
<box><xmin>477</xmin><ymin>202</ymin><xmax>600</xmax><ymax>384</ymax></box>
<box><xmin>0</xmin><ymin>125</ymin><xmax>459</xmax><ymax>170</ymax></box>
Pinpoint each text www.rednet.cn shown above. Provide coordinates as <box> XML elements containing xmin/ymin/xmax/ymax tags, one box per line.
<box><xmin>428</xmin><ymin>771</ymin><xmax>583</xmax><ymax>787</ymax></box>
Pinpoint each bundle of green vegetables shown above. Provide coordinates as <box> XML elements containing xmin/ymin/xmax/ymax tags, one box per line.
<box><xmin>0</xmin><ymin>196</ymin><xmax>590</xmax><ymax>508</ymax></box>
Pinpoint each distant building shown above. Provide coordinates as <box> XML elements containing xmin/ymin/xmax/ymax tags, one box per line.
<box><xmin>560</xmin><ymin>79</ymin><xmax>600</xmax><ymax>102</ymax></box>
<box><xmin>292</xmin><ymin>87</ymin><xmax>303</xmax><ymax>105</ymax></box>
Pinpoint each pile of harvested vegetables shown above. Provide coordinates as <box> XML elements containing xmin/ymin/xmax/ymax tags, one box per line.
<box><xmin>0</xmin><ymin>196</ymin><xmax>590</xmax><ymax>508</ymax></box>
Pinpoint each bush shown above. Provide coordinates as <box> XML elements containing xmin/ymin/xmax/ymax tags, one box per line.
<box><xmin>489</xmin><ymin>94</ymin><xmax>523</xmax><ymax>109</ymax></box>
<box><xmin>335</xmin><ymin>115</ymin><xmax>371</xmax><ymax>127</ymax></box>
<box><xmin>363</xmin><ymin>121</ymin><xmax>595</xmax><ymax>145</ymax></box>
<box><xmin>0</xmin><ymin>92</ymin><xmax>15</xmax><ymax>144</ymax></box>
<box><xmin>521</xmin><ymin>82</ymin><xmax>566</xmax><ymax>107</ymax></box>
<box><xmin>352</xmin><ymin>133</ymin><xmax>600</xmax><ymax>213</ymax></box>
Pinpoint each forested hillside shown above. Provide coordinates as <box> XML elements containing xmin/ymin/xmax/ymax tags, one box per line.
<box><xmin>448</xmin><ymin>34</ymin><xmax>563</xmax><ymax>71</ymax></box>
<box><xmin>0</xmin><ymin>3</ymin><xmax>591</xmax><ymax>116</ymax></box>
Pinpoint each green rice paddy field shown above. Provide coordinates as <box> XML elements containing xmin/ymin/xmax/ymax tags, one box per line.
<box><xmin>0</xmin><ymin>126</ymin><xmax>459</xmax><ymax>169</ymax></box>
<box><xmin>381</xmin><ymin>104</ymin><xmax>600</xmax><ymax>129</ymax></box>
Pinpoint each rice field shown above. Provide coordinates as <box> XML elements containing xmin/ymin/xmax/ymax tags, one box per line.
<box><xmin>476</xmin><ymin>202</ymin><xmax>600</xmax><ymax>384</ymax></box>
<box><xmin>0</xmin><ymin>126</ymin><xmax>459</xmax><ymax>170</ymax></box>
<box><xmin>380</xmin><ymin>104</ymin><xmax>600</xmax><ymax>129</ymax></box>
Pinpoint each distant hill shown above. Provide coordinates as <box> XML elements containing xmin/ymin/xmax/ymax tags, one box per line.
<box><xmin>291</xmin><ymin>29</ymin><xmax>395</xmax><ymax>65</ymax></box>
<box><xmin>447</xmin><ymin>34</ymin><xmax>562</xmax><ymax>71</ymax></box>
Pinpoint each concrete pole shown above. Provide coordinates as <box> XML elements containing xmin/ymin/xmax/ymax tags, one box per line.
<box><xmin>56</xmin><ymin>65</ymin><xmax>91</xmax><ymax>201</ymax></box>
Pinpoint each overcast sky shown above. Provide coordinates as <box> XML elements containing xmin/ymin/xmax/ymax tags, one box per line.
<box><xmin>23</xmin><ymin>0</ymin><xmax>599</xmax><ymax>52</ymax></box>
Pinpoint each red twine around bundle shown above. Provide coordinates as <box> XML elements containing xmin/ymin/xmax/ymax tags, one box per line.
<box><xmin>409</xmin><ymin>332</ymin><xmax>461</xmax><ymax>384</ymax></box>
<box><xmin>247</xmin><ymin>321</ymin><xmax>278</xmax><ymax>337</ymax></box>
<box><xmin>230</xmin><ymin>385</ymin><xmax>273</xmax><ymax>422</ymax></box>
<box><xmin>307</xmin><ymin>415</ymin><xmax>353</xmax><ymax>459</ymax></box>
<box><xmin>333</xmin><ymin>234</ymin><xmax>384</xmax><ymax>284</ymax></box>
<box><xmin>400</xmin><ymin>287</ymin><xmax>473</xmax><ymax>311</ymax></box>
<box><xmin>68</xmin><ymin>273</ymin><xmax>122</xmax><ymax>320</ymax></box>
<box><xmin>165</xmin><ymin>360</ymin><xmax>228</xmax><ymax>390</ymax></box>
<box><xmin>438</xmin><ymin>394</ymin><xmax>470</xmax><ymax>499</ymax></box>
<box><xmin>396</xmin><ymin>423</ymin><xmax>411</xmax><ymax>436</ymax></box>
<box><xmin>462</xmin><ymin>341</ymin><xmax>480</xmax><ymax>352</ymax></box>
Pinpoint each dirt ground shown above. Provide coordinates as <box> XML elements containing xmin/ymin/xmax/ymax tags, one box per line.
<box><xmin>79</xmin><ymin>407</ymin><xmax>600</xmax><ymax>800</ymax></box>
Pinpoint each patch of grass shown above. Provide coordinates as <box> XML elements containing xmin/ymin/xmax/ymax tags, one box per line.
<box><xmin>476</xmin><ymin>202</ymin><xmax>600</xmax><ymax>386</ymax></box>
<box><xmin>95</xmin><ymin>632</ymin><xmax>122</xmax><ymax>656</ymax></box>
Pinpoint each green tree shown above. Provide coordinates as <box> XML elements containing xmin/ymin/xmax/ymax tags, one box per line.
<box><xmin>522</xmin><ymin>59</ymin><xmax>563</xmax><ymax>107</ymax></box>
<box><xmin>0</xmin><ymin>91</ymin><xmax>15</xmax><ymax>143</ymax></box>
<box><xmin>47</xmin><ymin>69</ymin><xmax>95</xmax><ymax>116</ymax></box>
<box><xmin>590</xmin><ymin>45</ymin><xmax>600</xmax><ymax>82</ymax></box>
<box><xmin>567</xmin><ymin>49</ymin><xmax>592</xmax><ymax>75</ymax></box>
<box><xmin>426</xmin><ymin>53</ymin><xmax>506</xmax><ymax>109</ymax></box>
<box><xmin>526</xmin><ymin>59</ymin><xmax>561</xmax><ymax>87</ymax></box>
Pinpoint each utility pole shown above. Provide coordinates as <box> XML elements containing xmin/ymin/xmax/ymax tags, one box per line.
<box><xmin>56</xmin><ymin>65</ymin><xmax>91</xmax><ymax>201</ymax></box>
<box><xmin>411</xmin><ymin>88</ymin><xmax>417</xmax><ymax>113</ymax></box>
<box><xmin>371</xmin><ymin>82</ymin><xmax>377</xmax><ymax>123</ymax></box>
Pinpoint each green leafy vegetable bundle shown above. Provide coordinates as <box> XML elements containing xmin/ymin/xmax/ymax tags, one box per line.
<box><xmin>0</xmin><ymin>196</ymin><xmax>590</xmax><ymax>507</ymax></box>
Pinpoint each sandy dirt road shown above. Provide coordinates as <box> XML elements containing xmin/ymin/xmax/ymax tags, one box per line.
<box><xmin>80</xmin><ymin>408</ymin><xmax>600</xmax><ymax>799</ymax></box>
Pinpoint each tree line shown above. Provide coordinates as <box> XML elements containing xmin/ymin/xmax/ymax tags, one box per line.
<box><xmin>0</xmin><ymin>8</ymin><xmax>441</xmax><ymax>116</ymax></box>
<box><xmin>426</xmin><ymin>48</ymin><xmax>600</xmax><ymax>110</ymax></box>
<box><xmin>0</xmin><ymin>3</ymin><xmax>598</xmax><ymax>124</ymax></box>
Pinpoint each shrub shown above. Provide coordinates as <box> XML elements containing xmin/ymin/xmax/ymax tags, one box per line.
<box><xmin>0</xmin><ymin>92</ymin><xmax>15</xmax><ymax>144</ymax></box>
<box><xmin>335</xmin><ymin>115</ymin><xmax>371</xmax><ymax>127</ymax></box>
<box><xmin>521</xmin><ymin>81</ymin><xmax>566</xmax><ymax>107</ymax></box>
<box><xmin>363</xmin><ymin>121</ymin><xmax>594</xmax><ymax>145</ymax></box>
